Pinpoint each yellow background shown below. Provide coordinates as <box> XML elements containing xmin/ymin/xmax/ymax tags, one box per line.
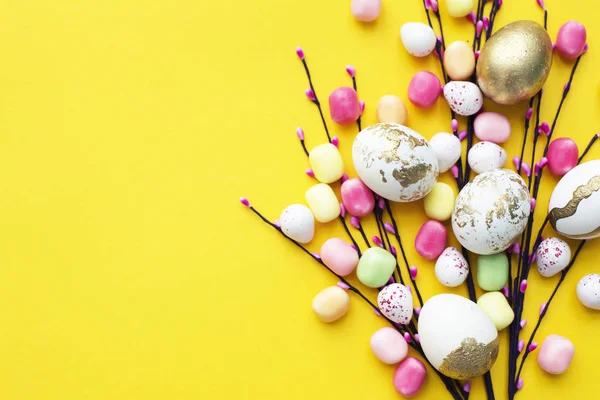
<box><xmin>0</xmin><ymin>0</ymin><xmax>598</xmax><ymax>399</ymax></box>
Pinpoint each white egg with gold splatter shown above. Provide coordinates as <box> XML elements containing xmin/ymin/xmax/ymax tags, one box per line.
<box><xmin>548</xmin><ymin>160</ymin><xmax>600</xmax><ymax>240</ymax></box>
<box><xmin>435</xmin><ymin>247</ymin><xmax>469</xmax><ymax>287</ymax></box>
<box><xmin>418</xmin><ymin>294</ymin><xmax>499</xmax><ymax>380</ymax></box>
<box><xmin>352</xmin><ymin>123</ymin><xmax>439</xmax><ymax>202</ymax></box>
<box><xmin>452</xmin><ymin>169</ymin><xmax>530</xmax><ymax>255</ymax></box>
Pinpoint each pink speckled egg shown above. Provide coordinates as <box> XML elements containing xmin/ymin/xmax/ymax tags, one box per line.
<box><xmin>443</xmin><ymin>81</ymin><xmax>483</xmax><ymax>116</ymax></box>
<box><xmin>370</xmin><ymin>327</ymin><xmax>408</xmax><ymax>364</ymax></box>
<box><xmin>536</xmin><ymin>237</ymin><xmax>571</xmax><ymax>278</ymax></box>
<box><xmin>537</xmin><ymin>334</ymin><xmax>575</xmax><ymax>374</ymax></box>
<box><xmin>408</xmin><ymin>71</ymin><xmax>442</xmax><ymax>108</ymax></box>
<box><xmin>547</xmin><ymin>138</ymin><xmax>579</xmax><ymax>177</ymax></box>
<box><xmin>377</xmin><ymin>283</ymin><xmax>413</xmax><ymax>325</ymax></box>
<box><xmin>320</xmin><ymin>238</ymin><xmax>359</xmax><ymax>277</ymax></box>
<box><xmin>435</xmin><ymin>247</ymin><xmax>469</xmax><ymax>287</ymax></box>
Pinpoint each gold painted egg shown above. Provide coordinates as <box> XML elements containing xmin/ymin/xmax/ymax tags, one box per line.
<box><xmin>477</xmin><ymin>20</ymin><xmax>553</xmax><ymax>105</ymax></box>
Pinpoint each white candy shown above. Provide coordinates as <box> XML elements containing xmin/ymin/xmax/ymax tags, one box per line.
<box><xmin>400</xmin><ymin>23</ymin><xmax>437</xmax><ymax>57</ymax></box>
<box><xmin>430</xmin><ymin>132</ymin><xmax>461</xmax><ymax>173</ymax></box>
<box><xmin>443</xmin><ymin>81</ymin><xmax>483</xmax><ymax>116</ymax></box>
<box><xmin>377</xmin><ymin>283</ymin><xmax>413</xmax><ymax>325</ymax></box>
<box><xmin>279</xmin><ymin>204</ymin><xmax>315</xmax><ymax>243</ymax></box>
<box><xmin>435</xmin><ymin>247</ymin><xmax>469</xmax><ymax>287</ymax></box>
<box><xmin>577</xmin><ymin>274</ymin><xmax>600</xmax><ymax>310</ymax></box>
<box><xmin>536</xmin><ymin>238</ymin><xmax>571</xmax><ymax>277</ymax></box>
<box><xmin>548</xmin><ymin>160</ymin><xmax>600</xmax><ymax>240</ymax></box>
<box><xmin>467</xmin><ymin>141</ymin><xmax>507</xmax><ymax>174</ymax></box>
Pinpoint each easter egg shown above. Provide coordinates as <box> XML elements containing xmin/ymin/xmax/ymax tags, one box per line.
<box><xmin>443</xmin><ymin>81</ymin><xmax>483</xmax><ymax>116</ymax></box>
<box><xmin>467</xmin><ymin>141</ymin><xmax>507</xmax><ymax>174</ymax></box>
<box><xmin>305</xmin><ymin>183</ymin><xmax>340</xmax><ymax>223</ymax></box>
<box><xmin>320</xmin><ymin>238</ymin><xmax>359</xmax><ymax>277</ymax></box>
<box><xmin>312</xmin><ymin>286</ymin><xmax>350</xmax><ymax>323</ymax></box>
<box><xmin>474</xmin><ymin>112</ymin><xmax>511</xmax><ymax>144</ymax></box>
<box><xmin>352</xmin><ymin>123</ymin><xmax>439</xmax><ymax>202</ymax></box>
<box><xmin>418</xmin><ymin>294</ymin><xmax>499</xmax><ymax>380</ymax></box>
<box><xmin>415</xmin><ymin>220</ymin><xmax>447</xmax><ymax>260</ymax></box>
<box><xmin>357</xmin><ymin>247</ymin><xmax>396</xmax><ymax>288</ymax></box>
<box><xmin>435</xmin><ymin>247</ymin><xmax>469</xmax><ymax>287</ymax></box>
<box><xmin>477</xmin><ymin>20</ymin><xmax>553</xmax><ymax>105</ymax></box>
<box><xmin>309</xmin><ymin>143</ymin><xmax>344</xmax><ymax>183</ymax></box>
<box><xmin>393</xmin><ymin>358</ymin><xmax>427</xmax><ymax>397</ymax></box>
<box><xmin>370</xmin><ymin>327</ymin><xmax>408</xmax><ymax>364</ymax></box>
<box><xmin>556</xmin><ymin>21</ymin><xmax>587</xmax><ymax>61</ymax></box>
<box><xmin>446</xmin><ymin>0</ymin><xmax>475</xmax><ymax>18</ymax></box>
<box><xmin>452</xmin><ymin>169</ymin><xmax>530</xmax><ymax>255</ymax></box>
<box><xmin>340</xmin><ymin>178</ymin><xmax>375</xmax><ymax>217</ymax></box>
<box><xmin>377</xmin><ymin>283</ymin><xmax>413</xmax><ymax>325</ymax></box>
<box><xmin>576</xmin><ymin>274</ymin><xmax>600</xmax><ymax>310</ymax></box>
<box><xmin>429</xmin><ymin>132</ymin><xmax>461</xmax><ymax>173</ymax></box>
<box><xmin>376</xmin><ymin>94</ymin><xmax>407</xmax><ymax>125</ymax></box>
<box><xmin>444</xmin><ymin>41</ymin><xmax>476</xmax><ymax>81</ymax></box>
<box><xmin>424</xmin><ymin>182</ymin><xmax>456</xmax><ymax>221</ymax></box>
<box><xmin>547</xmin><ymin>138</ymin><xmax>579</xmax><ymax>177</ymax></box>
<box><xmin>280</xmin><ymin>204</ymin><xmax>315</xmax><ymax>243</ymax></box>
<box><xmin>548</xmin><ymin>160</ymin><xmax>600</xmax><ymax>240</ymax></box>
<box><xmin>351</xmin><ymin>0</ymin><xmax>382</xmax><ymax>22</ymax></box>
<box><xmin>408</xmin><ymin>71</ymin><xmax>442</xmax><ymax>108</ymax></box>
<box><xmin>400</xmin><ymin>23</ymin><xmax>437</xmax><ymax>57</ymax></box>
<box><xmin>477</xmin><ymin>292</ymin><xmax>514</xmax><ymax>331</ymax></box>
<box><xmin>536</xmin><ymin>238</ymin><xmax>571</xmax><ymax>278</ymax></box>
<box><xmin>537</xmin><ymin>335</ymin><xmax>575</xmax><ymax>375</ymax></box>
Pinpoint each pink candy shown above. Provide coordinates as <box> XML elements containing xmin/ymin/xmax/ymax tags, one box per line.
<box><xmin>341</xmin><ymin>178</ymin><xmax>375</xmax><ymax>217</ymax></box>
<box><xmin>393</xmin><ymin>357</ymin><xmax>427</xmax><ymax>397</ymax></box>
<box><xmin>320</xmin><ymin>238</ymin><xmax>359</xmax><ymax>277</ymax></box>
<box><xmin>351</xmin><ymin>0</ymin><xmax>381</xmax><ymax>22</ymax></box>
<box><xmin>408</xmin><ymin>71</ymin><xmax>442</xmax><ymax>108</ymax></box>
<box><xmin>415</xmin><ymin>220</ymin><xmax>447</xmax><ymax>260</ymax></box>
<box><xmin>474</xmin><ymin>112</ymin><xmax>511</xmax><ymax>144</ymax></box>
<box><xmin>556</xmin><ymin>21</ymin><xmax>587</xmax><ymax>61</ymax></box>
<box><xmin>329</xmin><ymin>87</ymin><xmax>361</xmax><ymax>125</ymax></box>
<box><xmin>547</xmin><ymin>138</ymin><xmax>579</xmax><ymax>176</ymax></box>
<box><xmin>537</xmin><ymin>334</ymin><xmax>575</xmax><ymax>375</ymax></box>
<box><xmin>370</xmin><ymin>327</ymin><xmax>408</xmax><ymax>364</ymax></box>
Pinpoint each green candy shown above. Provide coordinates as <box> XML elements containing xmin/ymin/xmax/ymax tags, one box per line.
<box><xmin>477</xmin><ymin>253</ymin><xmax>509</xmax><ymax>291</ymax></box>
<box><xmin>357</xmin><ymin>247</ymin><xmax>396</xmax><ymax>288</ymax></box>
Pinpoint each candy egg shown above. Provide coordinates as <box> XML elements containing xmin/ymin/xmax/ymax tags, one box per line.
<box><xmin>370</xmin><ymin>327</ymin><xmax>408</xmax><ymax>364</ymax></box>
<box><xmin>329</xmin><ymin>87</ymin><xmax>361</xmax><ymax>125</ymax></box>
<box><xmin>537</xmin><ymin>335</ymin><xmax>575</xmax><ymax>375</ymax></box>
<box><xmin>418</xmin><ymin>294</ymin><xmax>499</xmax><ymax>380</ymax></box>
<box><xmin>444</xmin><ymin>41</ymin><xmax>475</xmax><ymax>81</ymax></box>
<box><xmin>408</xmin><ymin>71</ymin><xmax>442</xmax><ymax>108</ymax></box>
<box><xmin>443</xmin><ymin>81</ymin><xmax>483</xmax><ymax>116</ymax></box>
<box><xmin>474</xmin><ymin>112</ymin><xmax>511</xmax><ymax>144</ymax></box>
<box><xmin>357</xmin><ymin>247</ymin><xmax>396</xmax><ymax>288</ymax></box>
<box><xmin>477</xmin><ymin>292</ymin><xmax>514</xmax><ymax>330</ymax></box>
<box><xmin>548</xmin><ymin>160</ymin><xmax>600</xmax><ymax>240</ymax></box>
<box><xmin>467</xmin><ymin>141</ymin><xmax>507</xmax><ymax>174</ymax></box>
<box><xmin>477</xmin><ymin>21</ymin><xmax>552</xmax><ymax>105</ymax></box>
<box><xmin>477</xmin><ymin>253</ymin><xmax>509</xmax><ymax>291</ymax></box>
<box><xmin>312</xmin><ymin>286</ymin><xmax>350</xmax><ymax>323</ymax></box>
<box><xmin>435</xmin><ymin>247</ymin><xmax>469</xmax><ymax>287</ymax></box>
<box><xmin>352</xmin><ymin>123</ymin><xmax>439</xmax><ymax>202</ymax></box>
<box><xmin>446</xmin><ymin>0</ymin><xmax>475</xmax><ymax>18</ymax></box>
<box><xmin>280</xmin><ymin>204</ymin><xmax>315</xmax><ymax>243</ymax></box>
<box><xmin>547</xmin><ymin>138</ymin><xmax>579</xmax><ymax>177</ymax></box>
<box><xmin>400</xmin><ymin>23</ymin><xmax>437</xmax><ymax>57</ymax></box>
<box><xmin>415</xmin><ymin>220</ymin><xmax>447</xmax><ymax>260</ymax></box>
<box><xmin>536</xmin><ymin>238</ymin><xmax>571</xmax><ymax>278</ymax></box>
<box><xmin>341</xmin><ymin>178</ymin><xmax>375</xmax><ymax>217</ymax></box>
<box><xmin>556</xmin><ymin>21</ymin><xmax>587</xmax><ymax>61</ymax></box>
<box><xmin>453</xmin><ymin>169</ymin><xmax>530</xmax><ymax>255</ymax></box>
<box><xmin>305</xmin><ymin>183</ymin><xmax>340</xmax><ymax>223</ymax></box>
<box><xmin>393</xmin><ymin>358</ymin><xmax>427</xmax><ymax>397</ymax></box>
<box><xmin>424</xmin><ymin>182</ymin><xmax>455</xmax><ymax>221</ymax></box>
<box><xmin>376</xmin><ymin>94</ymin><xmax>408</xmax><ymax>125</ymax></box>
<box><xmin>377</xmin><ymin>283</ymin><xmax>413</xmax><ymax>325</ymax></box>
<box><xmin>320</xmin><ymin>238</ymin><xmax>359</xmax><ymax>277</ymax></box>
<box><xmin>429</xmin><ymin>132</ymin><xmax>461</xmax><ymax>173</ymax></box>
<box><xmin>576</xmin><ymin>274</ymin><xmax>600</xmax><ymax>310</ymax></box>
<box><xmin>351</xmin><ymin>0</ymin><xmax>382</xmax><ymax>22</ymax></box>
<box><xmin>309</xmin><ymin>143</ymin><xmax>344</xmax><ymax>183</ymax></box>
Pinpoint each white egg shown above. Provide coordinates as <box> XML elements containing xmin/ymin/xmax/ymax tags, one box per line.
<box><xmin>435</xmin><ymin>247</ymin><xmax>469</xmax><ymax>287</ymax></box>
<box><xmin>352</xmin><ymin>123</ymin><xmax>439</xmax><ymax>202</ymax></box>
<box><xmin>443</xmin><ymin>81</ymin><xmax>483</xmax><ymax>116</ymax></box>
<box><xmin>576</xmin><ymin>274</ymin><xmax>600</xmax><ymax>310</ymax></box>
<box><xmin>418</xmin><ymin>294</ymin><xmax>499</xmax><ymax>380</ymax></box>
<box><xmin>467</xmin><ymin>141</ymin><xmax>507</xmax><ymax>174</ymax></box>
<box><xmin>452</xmin><ymin>169</ymin><xmax>530</xmax><ymax>255</ymax></box>
<box><xmin>279</xmin><ymin>204</ymin><xmax>315</xmax><ymax>243</ymax></box>
<box><xmin>377</xmin><ymin>283</ymin><xmax>413</xmax><ymax>325</ymax></box>
<box><xmin>536</xmin><ymin>237</ymin><xmax>571</xmax><ymax>278</ymax></box>
<box><xmin>548</xmin><ymin>160</ymin><xmax>600</xmax><ymax>240</ymax></box>
<box><xmin>400</xmin><ymin>22</ymin><xmax>437</xmax><ymax>57</ymax></box>
<box><xmin>429</xmin><ymin>132</ymin><xmax>461</xmax><ymax>173</ymax></box>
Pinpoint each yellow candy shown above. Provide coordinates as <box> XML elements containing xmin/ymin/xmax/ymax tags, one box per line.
<box><xmin>312</xmin><ymin>286</ymin><xmax>350</xmax><ymax>323</ymax></box>
<box><xmin>444</xmin><ymin>41</ymin><xmax>475</xmax><ymax>81</ymax></box>
<box><xmin>423</xmin><ymin>182</ymin><xmax>455</xmax><ymax>221</ymax></box>
<box><xmin>446</xmin><ymin>0</ymin><xmax>475</xmax><ymax>18</ymax></box>
<box><xmin>305</xmin><ymin>183</ymin><xmax>340</xmax><ymax>223</ymax></box>
<box><xmin>477</xmin><ymin>292</ymin><xmax>514</xmax><ymax>330</ymax></box>
<box><xmin>309</xmin><ymin>143</ymin><xmax>344</xmax><ymax>183</ymax></box>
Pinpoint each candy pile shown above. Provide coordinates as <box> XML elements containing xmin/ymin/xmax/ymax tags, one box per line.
<box><xmin>243</xmin><ymin>1</ymin><xmax>600</xmax><ymax>399</ymax></box>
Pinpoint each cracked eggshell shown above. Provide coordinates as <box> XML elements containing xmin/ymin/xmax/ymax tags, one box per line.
<box><xmin>352</xmin><ymin>123</ymin><xmax>439</xmax><ymax>202</ymax></box>
<box><xmin>435</xmin><ymin>247</ymin><xmax>469</xmax><ymax>287</ymax></box>
<box><xmin>467</xmin><ymin>141</ymin><xmax>507</xmax><ymax>174</ymax></box>
<box><xmin>418</xmin><ymin>294</ymin><xmax>499</xmax><ymax>380</ymax></box>
<box><xmin>452</xmin><ymin>169</ymin><xmax>530</xmax><ymax>255</ymax></box>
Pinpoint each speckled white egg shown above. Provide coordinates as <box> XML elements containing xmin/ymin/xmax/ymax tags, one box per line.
<box><xmin>548</xmin><ymin>160</ymin><xmax>600</xmax><ymax>240</ymax></box>
<box><xmin>280</xmin><ymin>204</ymin><xmax>315</xmax><ymax>244</ymax></box>
<box><xmin>452</xmin><ymin>169</ymin><xmax>530</xmax><ymax>255</ymax></box>
<box><xmin>467</xmin><ymin>141</ymin><xmax>507</xmax><ymax>174</ymax></box>
<box><xmin>443</xmin><ymin>81</ymin><xmax>483</xmax><ymax>116</ymax></box>
<box><xmin>576</xmin><ymin>274</ymin><xmax>600</xmax><ymax>310</ymax></box>
<box><xmin>352</xmin><ymin>123</ymin><xmax>439</xmax><ymax>202</ymax></box>
<box><xmin>400</xmin><ymin>22</ymin><xmax>437</xmax><ymax>57</ymax></box>
<box><xmin>536</xmin><ymin>237</ymin><xmax>571</xmax><ymax>278</ymax></box>
<box><xmin>435</xmin><ymin>247</ymin><xmax>469</xmax><ymax>287</ymax></box>
<box><xmin>418</xmin><ymin>294</ymin><xmax>499</xmax><ymax>380</ymax></box>
<box><xmin>430</xmin><ymin>132</ymin><xmax>462</xmax><ymax>173</ymax></box>
<box><xmin>377</xmin><ymin>283</ymin><xmax>413</xmax><ymax>325</ymax></box>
